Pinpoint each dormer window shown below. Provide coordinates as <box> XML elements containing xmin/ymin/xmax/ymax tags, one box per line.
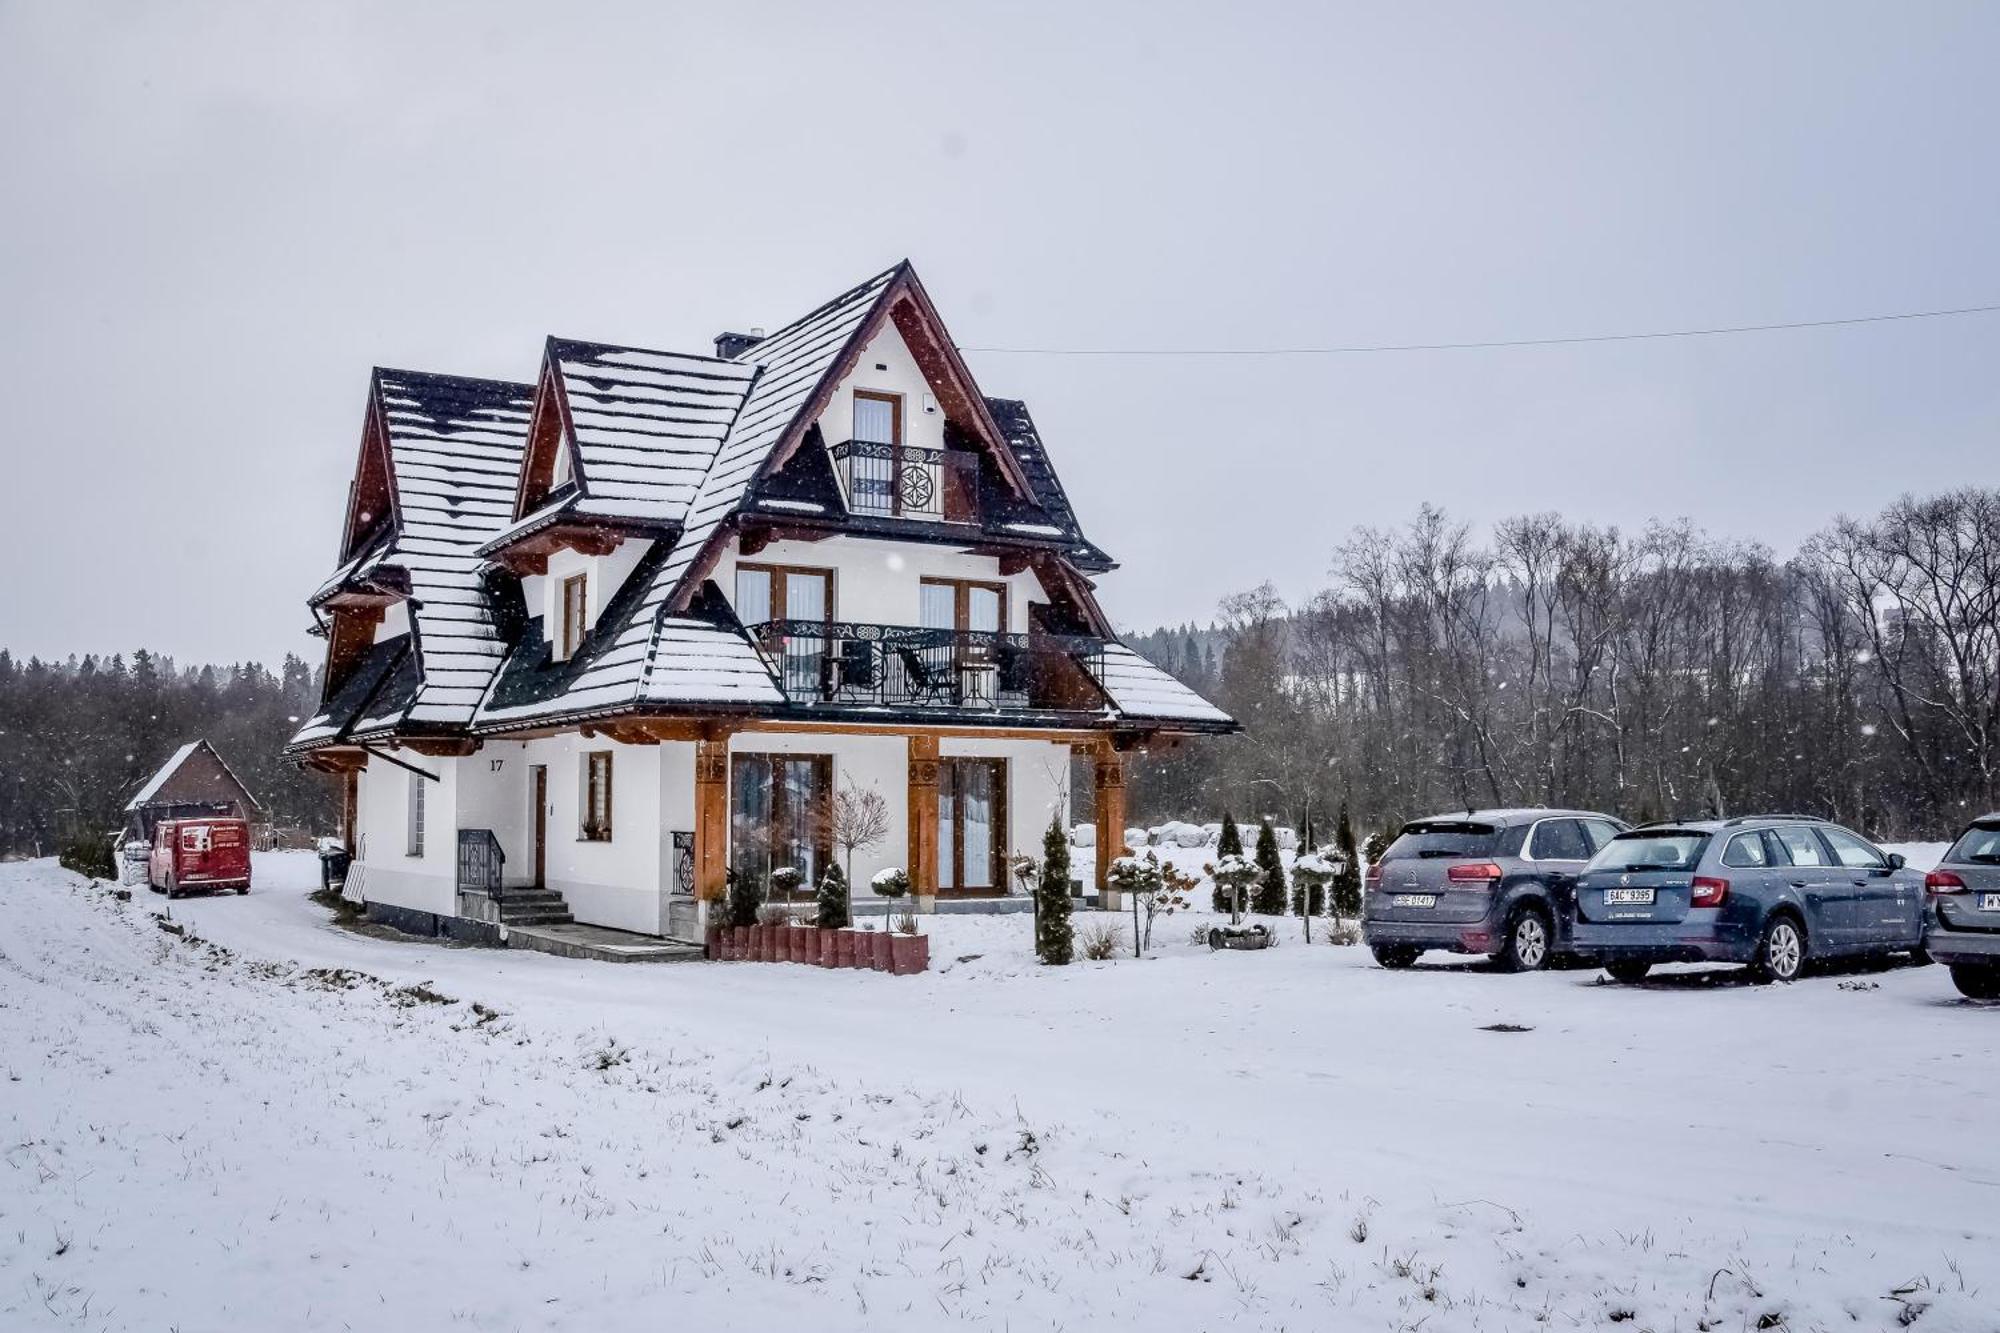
<box><xmin>559</xmin><ymin>572</ymin><xmax>588</xmax><ymax>659</ymax></box>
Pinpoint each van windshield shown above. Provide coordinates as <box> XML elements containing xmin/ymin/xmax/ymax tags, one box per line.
<box><xmin>1585</xmin><ymin>830</ymin><xmax>1709</xmax><ymax>872</ymax></box>
<box><xmin>1385</xmin><ymin>822</ymin><xmax>1499</xmax><ymax>860</ymax></box>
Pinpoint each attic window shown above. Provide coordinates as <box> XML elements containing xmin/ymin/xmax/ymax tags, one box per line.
<box><xmin>559</xmin><ymin>573</ymin><xmax>588</xmax><ymax>659</ymax></box>
<box><xmin>551</xmin><ymin>440</ymin><xmax>572</xmax><ymax>488</ymax></box>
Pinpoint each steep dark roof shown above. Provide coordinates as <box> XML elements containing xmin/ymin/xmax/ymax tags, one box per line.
<box><xmin>982</xmin><ymin>397</ymin><xmax>1115</xmax><ymax>572</ymax></box>
<box><xmin>546</xmin><ymin>338</ymin><xmax>757</xmax><ymax>526</ymax></box>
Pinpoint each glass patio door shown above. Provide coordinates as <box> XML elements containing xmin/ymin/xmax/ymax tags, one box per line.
<box><xmin>729</xmin><ymin>754</ymin><xmax>832</xmax><ymax>898</ymax></box>
<box><xmin>937</xmin><ymin>758</ymin><xmax>1005</xmax><ymax>893</ymax></box>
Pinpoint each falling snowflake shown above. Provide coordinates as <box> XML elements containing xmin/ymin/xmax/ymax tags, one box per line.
<box><xmin>1860</xmin><ymin>724</ymin><xmax>1878</xmax><ymax>737</ymax></box>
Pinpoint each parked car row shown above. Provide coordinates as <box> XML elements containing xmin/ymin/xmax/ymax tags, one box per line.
<box><xmin>1361</xmin><ymin>807</ymin><xmax>1999</xmax><ymax>998</ymax></box>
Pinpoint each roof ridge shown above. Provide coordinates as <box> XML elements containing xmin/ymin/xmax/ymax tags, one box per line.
<box><xmin>546</xmin><ymin>335</ymin><xmax>748</xmax><ymax>370</ymax></box>
<box><xmin>374</xmin><ymin>366</ymin><xmax>536</xmax><ymax>395</ymax></box>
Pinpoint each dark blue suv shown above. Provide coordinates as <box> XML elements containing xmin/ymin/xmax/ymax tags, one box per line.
<box><xmin>1571</xmin><ymin>816</ymin><xmax>1926</xmax><ymax>983</ymax></box>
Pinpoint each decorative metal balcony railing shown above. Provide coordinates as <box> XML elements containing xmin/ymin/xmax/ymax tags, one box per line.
<box><xmin>747</xmin><ymin>620</ymin><xmax>1107</xmax><ymax>712</ymax></box>
<box><xmin>828</xmin><ymin>440</ymin><xmax>981</xmax><ymax>524</ymax></box>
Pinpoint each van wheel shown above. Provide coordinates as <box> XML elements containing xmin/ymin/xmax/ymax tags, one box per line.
<box><xmin>235</xmin><ymin>885</ymin><xmax>250</xmax><ymax>895</ymax></box>
<box><xmin>1605</xmin><ymin>960</ymin><xmax>1651</xmax><ymax>984</ymax></box>
<box><xmin>1497</xmin><ymin>905</ymin><xmax>1552</xmax><ymax>973</ymax></box>
<box><xmin>1371</xmin><ymin>945</ymin><xmax>1420</xmax><ymax>970</ymax></box>
<box><xmin>1750</xmin><ymin>914</ymin><xmax>1806</xmax><ymax>984</ymax></box>
<box><xmin>164</xmin><ymin>874</ymin><xmax>179</xmax><ymax>901</ymax></box>
<box><xmin>1950</xmin><ymin>964</ymin><xmax>2000</xmax><ymax>1001</ymax></box>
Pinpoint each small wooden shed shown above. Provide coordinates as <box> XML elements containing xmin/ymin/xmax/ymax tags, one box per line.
<box><xmin>124</xmin><ymin>740</ymin><xmax>261</xmax><ymax>843</ymax></box>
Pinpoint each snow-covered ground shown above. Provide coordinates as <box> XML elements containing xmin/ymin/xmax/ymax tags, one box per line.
<box><xmin>5</xmin><ymin>850</ymin><xmax>1996</xmax><ymax>1331</ymax></box>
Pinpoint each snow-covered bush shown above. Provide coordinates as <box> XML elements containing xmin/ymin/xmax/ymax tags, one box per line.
<box><xmin>1009</xmin><ymin>851</ymin><xmax>1039</xmax><ymax>896</ymax></box>
<box><xmin>815</xmin><ymin>863</ymin><xmax>850</xmax><ymax>929</ymax></box>
<box><xmin>1209</xmin><ymin>853</ymin><xmax>1259</xmax><ymax>922</ymax></box>
<box><xmin>871</xmin><ymin>866</ymin><xmax>910</xmax><ymax>901</ymax></box>
<box><xmin>1291</xmin><ymin>852</ymin><xmax>1335</xmax><ymax>917</ymax></box>
<box><xmin>1078</xmin><ymin>920</ymin><xmax>1123</xmax><ymax>960</ymax></box>
<box><xmin>1105</xmin><ymin>851</ymin><xmax>1164</xmax><ymax>897</ymax></box>
<box><xmin>1212</xmin><ymin>814</ymin><xmax>1245</xmax><ymax>910</ymax></box>
<box><xmin>769</xmin><ymin>865</ymin><xmax>804</xmax><ymax>899</ymax></box>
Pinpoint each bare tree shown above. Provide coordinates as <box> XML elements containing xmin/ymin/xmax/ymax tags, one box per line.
<box><xmin>821</xmin><ymin>782</ymin><xmax>891</xmax><ymax>884</ymax></box>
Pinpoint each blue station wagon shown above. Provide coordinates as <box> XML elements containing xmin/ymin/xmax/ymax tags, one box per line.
<box><xmin>1570</xmin><ymin>816</ymin><xmax>1926</xmax><ymax>983</ymax></box>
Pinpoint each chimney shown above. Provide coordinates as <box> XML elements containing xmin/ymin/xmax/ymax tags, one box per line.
<box><xmin>714</xmin><ymin>327</ymin><xmax>766</xmax><ymax>360</ymax></box>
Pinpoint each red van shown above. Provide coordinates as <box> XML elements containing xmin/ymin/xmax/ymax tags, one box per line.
<box><xmin>149</xmin><ymin>818</ymin><xmax>252</xmax><ymax>897</ymax></box>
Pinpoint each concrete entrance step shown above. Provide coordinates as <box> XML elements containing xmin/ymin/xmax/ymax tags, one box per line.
<box><xmin>506</xmin><ymin>922</ymin><xmax>706</xmax><ymax>964</ymax></box>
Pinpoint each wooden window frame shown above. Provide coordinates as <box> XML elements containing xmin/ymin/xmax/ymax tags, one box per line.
<box><xmin>559</xmin><ymin>572</ymin><xmax>589</xmax><ymax>660</ymax></box>
<box><xmin>581</xmin><ymin>750</ymin><xmax>614</xmax><ymax>842</ymax></box>
<box><xmin>405</xmin><ymin>770</ymin><xmax>426</xmax><ymax>858</ymax></box>
<box><xmin>736</xmin><ymin>562</ymin><xmax>836</xmax><ymax>626</ymax></box>
<box><xmin>852</xmin><ymin>388</ymin><xmax>903</xmax><ymax>446</ymax></box>
<box><xmin>920</xmin><ymin>577</ymin><xmax>1009</xmax><ymax>634</ymax></box>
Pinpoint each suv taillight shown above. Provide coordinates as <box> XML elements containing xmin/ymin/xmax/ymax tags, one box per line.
<box><xmin>1926</xmin><ymin>869</ymin><xmax>1968</xmax><ymax>896</ymax></box>
<box><xmin>1691</xmin><ymin>875</ymin><xmax>1729</xmax><ymax>908</ymax></box>
<box><xmin>1447</xmin><ymin>861</ymin><xmax>1503</xmax><ymax>886</ymax></box>
<box><xmin>1366</xmin><ymin>860</ymin><xmax>1384</xmax><ymax>885</ymax></box>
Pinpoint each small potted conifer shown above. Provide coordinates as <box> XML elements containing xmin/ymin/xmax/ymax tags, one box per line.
<box><xmin>870</xmin><ymin>867</ymin><xmax>909</xmax><ymax>971</ymax></box>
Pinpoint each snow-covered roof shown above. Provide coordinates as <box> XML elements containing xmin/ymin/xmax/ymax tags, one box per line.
<box><xmin>1083</xmin><ymin>645</ymin><xmax>1235</xmax><ymax>726</ymax></box>
<box><xmin>548</xmin><ymin>339</ymin><xmax>758</xmax><ymax>526</ymax></box>
<box><xmin>125</xmin><ymin>739</ymin><xmax>261</xmax><ymax>812</ymax></box>
<box><xmin>125</xmin><ymin>741</ymin><xmax>202</xmax><ymax>810</ymax></box>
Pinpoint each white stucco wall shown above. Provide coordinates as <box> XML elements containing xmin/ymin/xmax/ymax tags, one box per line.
<box><xmin>715</xmin><ymin>534</ymin><xmax>1047</xmax><ymax>632</ymax></box>
<box><xmin>520</xmin><ymin>538</ymin><xmax>652</xmax><ymax>650</ymax></box>
<box><xmin>510</xmin><ymin>733</ymin><xmax>668</xmax><ymax>936</ymax></box>
<box><xmin>352</xmin><ymin>751</ymin><xmax>456</xmax><ymax>916</ymax></box>
<box><xmin>813</xmin><ymin>323</ymin><xmax>946</xmax><ymax>454</ymax></box>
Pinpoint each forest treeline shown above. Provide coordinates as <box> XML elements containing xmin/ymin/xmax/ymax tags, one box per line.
<box><xmin>1124</xmin><ymin>487</ymin><xmax>2000</xmax><ymax>844</ymax></box>
<box><xmin>0</xmin><ymin>649</ymin><xmax>336</xmax><ymax>855</ymax></box>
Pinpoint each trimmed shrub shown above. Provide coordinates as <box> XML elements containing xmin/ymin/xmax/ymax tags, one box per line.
<box><xmin>59</xmin><ymin>835</ymin><xmax>116</xmax><ymax>881</ymax></box>
<box><xmin>725</xmin><ymin>866</ymin><xmax>763</xmax><ymax>929</ymax></box>
<box><xmin>1292</xmin><ymin>852</ymin><xmax>1334</xmax><ymax>916</ymax></box>
<box><xmin>1331</xmin><ymin>802</ymin><xmax>1364</xmax><ymax>922</ymax></box>
<box><xmin>815</xmin><ymin>863</ymin><xmax>850</xmax><ymax>929</ymax></box>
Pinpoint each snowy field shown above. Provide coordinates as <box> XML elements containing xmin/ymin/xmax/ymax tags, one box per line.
<box><xmin>4</xmin><ymin>851</ymin><xmax>1998</xmax><ymax>1332</ymax></box>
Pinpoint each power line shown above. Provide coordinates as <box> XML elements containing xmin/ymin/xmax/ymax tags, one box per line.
<box><xmin>960</xmin><ymin>301</ymin><xmax>2000</xmax><ymax>357</ymax></box>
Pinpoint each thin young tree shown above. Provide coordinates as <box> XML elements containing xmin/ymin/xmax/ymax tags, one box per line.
<box><xmin>1036</xmin><ymin>813</ymin><xmax>1073</xmax><ymax>965</ymax></box>
<box><xmin>822</xmin><ymin>782</ymin><xmax>891</xmax><ymax>885</ymax></box>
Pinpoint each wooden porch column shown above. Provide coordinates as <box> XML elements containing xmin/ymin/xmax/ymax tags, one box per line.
<box><xmin>694</xmin><ymin>735</ymin><xmax>730</xmax><ymax>912</ymax></box>
<box><xmin>1094</xmin><ymin>746</ymin><xmax>1127</xmax><ymax>910</ymax></box>
<box><xmin>908</xmin><ymin>734</ymin><xmax>940</xmax><ymax>911</ymax></box>
<box><xmin>340</xmin><ymin>771</ymin><xmax>359</xmax><ymax>856</ymax></box>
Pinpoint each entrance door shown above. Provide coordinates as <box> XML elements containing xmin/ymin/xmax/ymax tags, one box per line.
<box><xmin>529</xmin><ymin>765</ymin><xmax>548</xmax><ymax>888</ymax></box>
<box><xmin>937</xmin><ymin>757</ymin><xmax>1006</xmax><ymax>894</ymax></box>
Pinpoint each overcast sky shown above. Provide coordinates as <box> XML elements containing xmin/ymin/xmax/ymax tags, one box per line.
<box><xmin>3</xmin><ymin>1</ymin><xmax>1996</xmax><ymax>668</ymax></box>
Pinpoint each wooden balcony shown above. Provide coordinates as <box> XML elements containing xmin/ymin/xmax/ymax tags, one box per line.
<box><xmin>827</xmin><ymin>440</ymin><xmax>981</xmax><ymax>524</ymax></box>
<box><xmin>746</xmin><ymin>620</ymin><xmax>1107</xmax><ymax>713</ymax></box>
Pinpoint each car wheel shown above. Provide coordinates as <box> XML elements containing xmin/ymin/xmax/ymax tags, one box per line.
<box><xmin>1908</xmin><ymin>945</ymin><xmax>1933</xmax><ymax>967</ymax></box>
<box><xmin>1371</xmin><ymin>945</ymin><xmax>1420</xmax><ymax>970</ymax></box>
<box><xmin>1949</xmin><ymin>964</ymin><xmax>2000</xmax><ymax>1001</ymax></box>
<box><xmin>164</xmin><ymin>873</ymin><xmax>179</xmax><ymax>901</ymax></box>
<box><xmin>1497</xmin><ymin>905</ymin><xmax>1552</xmax><ymax>973</ymax></box>
<box><xmin>1750</xmin><ymin>914</ymin><xmax>1806</xmax><ymax>984</ymax></box>
<box><xmin>1604</xmin><ymin>959</ymin><xmax>1651</xmax><ymax>984</ymax></box>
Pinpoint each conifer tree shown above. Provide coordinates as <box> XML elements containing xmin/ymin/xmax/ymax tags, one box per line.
<box><xmin>1331</xmin><ymin>801</ymin><xmax>1363</xmax><ymax>922</ymax></box>
<box><xmin>1036</xmin><ymin>813</ymin><xmax>1073</xmax><ymax>965</ymax></box>
<box><xmin>1251</xmin><ymin>818</ymin><xmax>1289</xmax><ymax>914</ymax></box>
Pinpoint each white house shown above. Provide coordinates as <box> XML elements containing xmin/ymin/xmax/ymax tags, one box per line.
<box><xmin>286</xmin><ymin>262</ymin><xmax>1233</xmax><ymax>947</ymax></box>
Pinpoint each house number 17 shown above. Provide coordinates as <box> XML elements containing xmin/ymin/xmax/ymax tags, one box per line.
<box><xmin>489</xmin><ymin>759</ymin><xmax>505</xmax><ymax>772</ymax></box>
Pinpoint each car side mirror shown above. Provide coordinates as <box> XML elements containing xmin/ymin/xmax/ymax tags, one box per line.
<box><xmin>1886</xmin><ymin>852</ymin><xmax>1906</xmax><ymax>871</ymax></box>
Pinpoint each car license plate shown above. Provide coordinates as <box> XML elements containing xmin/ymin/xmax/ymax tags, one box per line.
<box><xmin>1604</xmin><ymin>888</ymin><xmax>1656</xmax><ymax>906</ymax></box>
<box><xmin>1980</xmin><ymin>893</ymin><xmax>2000</xmax><ymax>912</ymax></box>
<box><xmin>1391</xmin><ymin>894</ymin><xmax>1437</xmax><ymax>909</ymax></box>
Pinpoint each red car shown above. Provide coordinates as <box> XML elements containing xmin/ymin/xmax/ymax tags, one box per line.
<box><xmin>149</xmin><ymin>818</ymin><xmax>252</xmax><ymax>897</ymax></box>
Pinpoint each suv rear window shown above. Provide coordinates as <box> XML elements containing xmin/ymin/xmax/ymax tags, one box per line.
<box><xmin>1384</xmin><ymin>822</ymin><xmax>1499</xmax><ymax>860</ymax></box>
<box><xmin>1946</xmin><ymin>822</ymin><xmax>2000</xmax><ymax>865</ymax></box>
<box><xmin>1585</xmin><ymin>830</ymin><xmax>1710</xmax><ymax>872</ymax></box>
